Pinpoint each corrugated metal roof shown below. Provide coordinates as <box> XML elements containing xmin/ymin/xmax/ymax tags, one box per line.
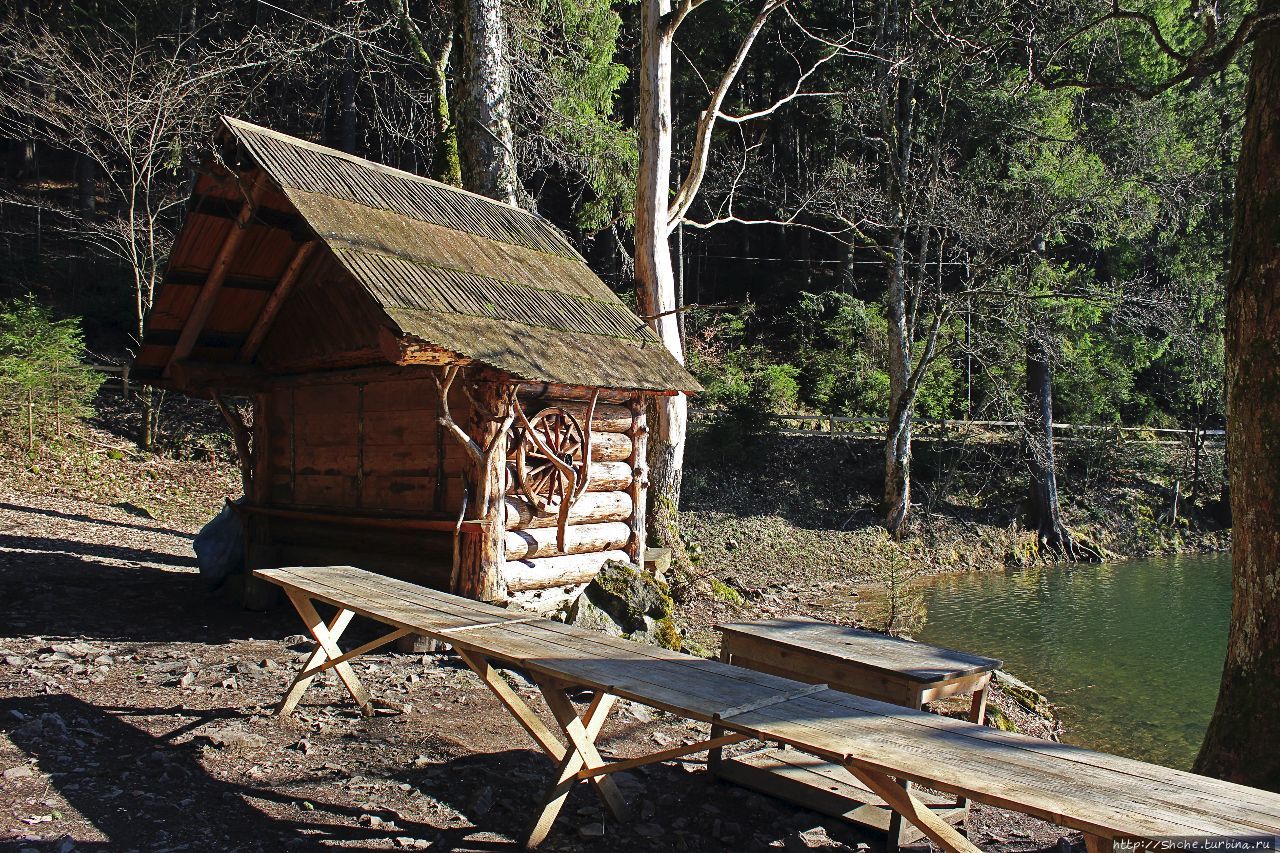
<box><xmin>221</xmin><ymin>117</ymin><xmax>698</xmax><ymax>393</ymax></box>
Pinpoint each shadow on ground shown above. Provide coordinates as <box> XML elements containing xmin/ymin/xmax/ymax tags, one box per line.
<box><xmin>0</xmin><ymin>540</ymin><xmax>281</xmax><ymax>645</ymax></box>
<box><xmin>0</xmin><ymin>693</ymin><xmax>535</xmax><ymax>851</ymax></box>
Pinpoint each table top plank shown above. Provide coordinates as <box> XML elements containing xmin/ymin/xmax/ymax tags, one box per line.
<box><xmin>260</xmin><ymin>568</ymin><xmax>489</xmax><ymax>634</ymax></box>
<box><xmin>717</xmin><ymin>617</ymin><xmax>1002</xmax><ymax>682</ymax></box>
<box><xmin>723</xmin><ymin>691</ymin><xmax>1280</xmax><ymax>836</ymax></box>
<box><xmin>800</xmin><ymin>688</ymin><xmax>1280</xmax><ymax>822</ymax></box>
<box><xmin>440</xmin><ymin>622</ymin><xmax>791</xmax><ymax>720</ymax></box>
<box><xmin>260</xmin><ymin>566</ymin><xmax>816</xmax><ymax>720</ymax></box>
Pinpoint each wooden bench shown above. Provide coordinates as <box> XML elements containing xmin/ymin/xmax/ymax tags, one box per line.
<box><xmin>712</xmin><ymin>617</ymin><xmax>1002</xmax><ymax>848</ymax></box>
<box><xmin>255</xmin><ymin>565</ymin><xmax>1280</xmax><ymax>851</ymax></box>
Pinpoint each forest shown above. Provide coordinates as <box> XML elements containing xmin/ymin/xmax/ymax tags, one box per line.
<box><xmin>3</xmin><ymin>0</ymin><xmax>1280</xmax><ymax>801</ymax></box>
<box><xmin>0</xmin><ymin>0</ymin><xmax>1239</xmax><ymax>545</ymax></box>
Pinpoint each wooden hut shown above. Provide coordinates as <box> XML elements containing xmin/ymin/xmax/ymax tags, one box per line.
<box><xmin>133</xmin><ymin>117</ymin><xmax>698</xmax><ymax>607</ymax></box>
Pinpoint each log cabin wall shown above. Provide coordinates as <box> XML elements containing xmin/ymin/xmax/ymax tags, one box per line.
<box><xmin>256</xmin><ymin>370</ymin><xmax>466</xmax><ymax>587</ymax></box>
<box><xmin>502</xmin><ymin>393</ymin><xmax>646</xmax><ymax>609</ymax></box>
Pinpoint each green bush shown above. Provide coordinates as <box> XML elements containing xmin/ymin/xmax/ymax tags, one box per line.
<box><xmin>0</xmin><ymin>296</ymin><xmax>103</xmax><ymax>448</ymax></box>
<box><xmin>687</xmin><ymin>303</ymin><xmax>800</xmax><ymax>433</ymax></box>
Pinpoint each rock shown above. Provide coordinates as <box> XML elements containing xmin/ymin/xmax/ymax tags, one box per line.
<box><xmin>14</xmin><ymin>712</ymin><xmax>68</xmax><ymax>742</ymax></box>
<box><xmin>469</xmin><ymin>785</ymin><xmax>494</xmax><ymax>817</ymax></box>
<box><xmin>179</xmin><ymin>672</ymin><xmax>197</xmax><ymax>689</ymax></box>
<box><xmin>644</xmin><ymin>548</ymin><xmax>672</xmax><ymax>579</ymax></box>
<box><xmin>205</xmin><ymin>726</ymin><xmax>267</xmax><ymax>750</ymax></box>
<box><xmin>634</xmin><ymin>823</ymin><xmax>663</xmax><ymax>838</ymax></box>
<box><xmin>360</xmin><ymin>814</ymin><xmax>399</xmax><ymax>830</ymax></box>
<box><xmin>565</xmin><ymin>560</ymin><xmax>681</xmax><ymax>649</ymax></box>
<box><xmin>993</xmin><ymin>670</ymin><xmax>1054</xmax><ymax>717</ymax></box>
<box><xmin>578</xmin><ymin>823</ymin><xmax>606</xmax><ymax>838</ymax></box>
<box><xmin>394</xmin><ymin>838</ymin><xmax>432</xmax><ymax>850</ymax></box>
<box><xmin>3</xmin><ymin>765</ymin><xmax>34</xmax><ymax>780</ymax></box>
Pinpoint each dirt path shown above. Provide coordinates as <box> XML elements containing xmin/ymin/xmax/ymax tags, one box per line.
<box><xmin>0</xmin><ymin>488</ymin><xmax>1071</xmax><ymax>852</ymax></box>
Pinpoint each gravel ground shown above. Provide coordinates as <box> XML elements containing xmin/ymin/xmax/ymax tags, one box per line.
<box><xmin>0</xmin><ymin>487</ymin><xmax>1078</xmax><ymax>852</ymax></box>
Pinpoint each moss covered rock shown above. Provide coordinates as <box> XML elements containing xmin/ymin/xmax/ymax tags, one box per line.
<box><xmin>566</xmin><ymin>560</ymin><xmax>682</xmax><ymax>650</ymax></box>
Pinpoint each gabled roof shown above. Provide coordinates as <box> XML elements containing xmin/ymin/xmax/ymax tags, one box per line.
<box><xmin>136</xmin><ymin>116</ymin><xmax>698</xmax><ymax>393</ymax></box>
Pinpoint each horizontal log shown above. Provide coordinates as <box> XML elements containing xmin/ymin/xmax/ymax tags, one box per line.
<box><xmin>504</xmin><ymin>549</ymin><xmax>631</xmax><ymax>592</ymax></box>
<box><xmin>586</xmin><ymin>461</ymin><xmax>632</xmax><ymax>492</ymax></box>
<box><xmin>235</xmin><ymin>503</ymin><xmax>464</xmax><ymax>532</ymax></box>
<box><xmin>507</xmin><ymin>583</ymin><xmax>590</xmax><ymax>615</ymax></box>
<box><xmin>550</xmin><ymin>401</ymin><xmax>633</xmax><ymax>433</ymax></box>
<box><xmin>169</xmin><ymin>360</ymin><xmax>264</xmax><ymax>393</ymax></box>
<box><xmin>592</xmin><ymin>431</ymin><xmax>633</xmax><ymax>462</ymax></box>
<box><xmin>518</xmin><ymin>383</ymin><xmax>636</xmax><ymax>404</ymax></box>
<box><xmin>504</xmin><ymin>522</ymin><xmax>632</xmax><ymax>560</ymax></box>
<box><xmin>505</xmin><ymin>490</ymin><xmax>632</xmax><ymax>530</ymax></box>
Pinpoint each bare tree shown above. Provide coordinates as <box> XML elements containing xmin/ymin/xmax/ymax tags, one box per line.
<box><xmin>0</xmin><ymin>17</ymin><xmax>298</xmax><ymax>447</ymax></box>
<box><xmin>635</xmin><ymin>0</ymin><xmax>847</xmax><ymax>554</ymax></box>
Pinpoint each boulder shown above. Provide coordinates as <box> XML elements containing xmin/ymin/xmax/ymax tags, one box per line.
<box><xmin>566</xmin><ymin>560</ymin><xmax>681</xmax><ymax>649</ymax></box>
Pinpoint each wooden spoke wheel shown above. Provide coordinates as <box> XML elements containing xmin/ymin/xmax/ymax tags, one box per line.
<box><xmin>512</xmin><ymin>407</ymin><xmax>586</xmax><ymax>512</ymax></box>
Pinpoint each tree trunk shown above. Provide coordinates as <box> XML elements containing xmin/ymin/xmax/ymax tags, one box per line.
<box><xmin>1195</xmin><ymin>10</ymin><xmax>1280</xmax><ymax>790</ymax></box>
<box><xmin>883</xmin><ymin>236</ymin><xmax>912</xmax><ymax>536</ymax></box>
<box><xmin>457</xmin><ymin>0</ymin><xmax>518</xmax><ymax>205</ymax></box>
<box><xmin>430</xmin><ymin>32</ymin><xmax>462</xmax><ymax>185</ymax></box>
<box><xmin>76</xmin><ymin>154</ymin><xmax>95</xmax><ymax>215</ymax></box>
<box><xmin>400</xmin><ymin>0</ymin><xmax>461</xmax><ymax>185</ymax></box>
<box><xmin>635</xmin><ymin>0</ymin><xmax>689</xmax><ymax>556</ymax></box>
<box><xmin>881</xmin><ymin>76</ymin><xmax>915</xmax><ymax>537</ymax></box>
<box><xmin>1025</xmin><ymin>338</ymin><xmax>1075</xmax><ymax>558</ymax></box>
<box><xmin>340</xmin><ymin>55</ymin><xmax>358</xmax><ymax>154</ymax></box>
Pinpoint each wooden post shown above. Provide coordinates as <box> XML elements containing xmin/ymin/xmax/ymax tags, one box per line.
<box><xmin>465</xmin><ymin>379</ymin><xmax>508</xmax><ymax>601</ymax></box>
<box><xmin>626</xmin><ymin>394</ymin><xmax>648</xmax><ymax>567</ymax></box>
<box><xmin>214</xmin><ymin>394</ymin><xmax>254</xmax><ymax>496</ymax></box>
<box><xmin>252</xmin><ymin>393</ymin><xmax>271</xmax><ymax>504</ymax></box>
<box><xmin>241</xmin><ymin>512</ymin><xmax>279</xmax><ymax>611</ymax></box>
<box><xmin>437</xmin><ymin>368</ymin><xmax>513</xmax><ymax>602</ymax></box>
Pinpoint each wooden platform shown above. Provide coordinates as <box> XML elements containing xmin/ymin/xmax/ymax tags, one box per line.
<box><xmin>254</xmin><ymin>565</ymin><xmax>1280</xmax><ymax>852</ymax></box>
<box><xmin>716</xmin><ymin>746</ymin><xmax>965</xmax><ymax>844</ymax></box>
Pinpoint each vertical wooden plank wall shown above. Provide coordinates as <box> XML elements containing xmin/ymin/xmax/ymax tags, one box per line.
<box><xmin>250</xmin><ymin>372</ymin><xmax>464</xmax><ymax>588</ymax></box>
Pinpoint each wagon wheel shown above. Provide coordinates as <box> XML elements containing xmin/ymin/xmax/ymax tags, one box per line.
<box><xmin>512</xmin><ymin>407</ymin><xmax>586</xmax><ymax>513</ymax></box>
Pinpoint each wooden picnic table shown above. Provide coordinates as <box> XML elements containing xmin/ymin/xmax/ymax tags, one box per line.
<box><xmin>712</xmin><ymin>618</ymin><xmax>1002</xmax><ymax>848</ymax></box>
<box><xmin>254</xmin><ymin>565</ymin><xmax>1280</xmax><ymax>852</ymax></box>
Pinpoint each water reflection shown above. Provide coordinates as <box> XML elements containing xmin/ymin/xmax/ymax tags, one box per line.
<box><xmin>915</xmin><ymin>552</ymin><xmax>1231</xmax><ymax>769</ymax></box>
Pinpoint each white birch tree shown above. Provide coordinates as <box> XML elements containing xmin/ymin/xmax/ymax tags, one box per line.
<box><xmin>635</xmin><ymin>0</ymin><xmax>852</xmax><ymax>554</ymax></box>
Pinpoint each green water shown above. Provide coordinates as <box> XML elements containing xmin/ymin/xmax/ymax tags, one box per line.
<box><xmin>914</xmin><ymin>552</ymin><xmax>1232</xmax><ymax>770</ymax></box>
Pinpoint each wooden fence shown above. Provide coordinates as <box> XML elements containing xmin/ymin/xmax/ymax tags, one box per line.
<box><xmin>90</xmin><ymin>363</ymin><xmax>131</xmax><ymax>396</ymax></box>
<box><xmin>693</xmin><ymin>410</ymin><xmax>1225</xmax><ymax>445</ymax></box>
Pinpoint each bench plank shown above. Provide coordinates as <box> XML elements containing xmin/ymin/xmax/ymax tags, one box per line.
<box><xmin>441</xmin><ymin>623</ymin><xmax>800</xmax><ymax>721</ymax></box>
<box><xmin>798</xmin><ymin>688</ymin><xmax>1280</xmax><ymax>825</ymax></box>
<box><xmin>726</xmin><ymin>692</ymin><xmax>1280</xmax><ymax>838</ymax></box>
<box><xmin>718</xmin><ymin>617</ymin><xmax>1001</xmax><ymax>682</ymax></box>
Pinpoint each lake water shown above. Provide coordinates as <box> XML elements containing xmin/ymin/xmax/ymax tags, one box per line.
<box><xmin>914</xmin><ymin>552</ymin><xmax>1232</xmax><ymax>770</ymax></box>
